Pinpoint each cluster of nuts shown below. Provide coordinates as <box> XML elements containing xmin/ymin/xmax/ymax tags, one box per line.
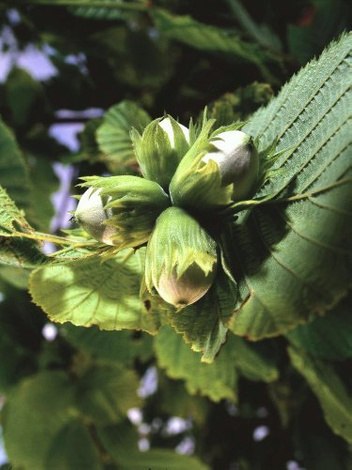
<box><xmin>75</xmin><ymin>116</ymin><xmax>258</xmax><ymax>308</ymax></box>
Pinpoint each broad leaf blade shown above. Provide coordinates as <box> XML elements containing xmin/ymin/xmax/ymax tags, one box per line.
<box><xmin>286</xmin><ymin>295</ymin><xmax>352</xmax><ymax>361</ymax></box>
<box><xmin>228</xmin><ymin>33</ymin><xmax>352</xmax><ymax>339</ymax></box>
<box><xmin>2</xmin><ymin>371</ymin><xmax>76</xmax><ymax>470</ymax></box>
<box><xmin>76</xmin><ymin>363</ymin><xmax>142</xmax><ymax>425</ymax></box>
<box><xmin>230</xmin><ymin>334</ymin><xmax>279</xmax><ymax>382</ymax></box>
<box><xmin>154</xmin><ymin>326</ymin><xmax>238</xmax><ymax>402</ymax></box>
<box><xmin>289</xmin><ymin>346</ymin><xmax>352</xmax><ymax>444</ymax></box>
<box><xmin>63</xmin><ymin>324</ymin><xmax>154</xmax><ymax>364</ymax></box>
<box><xmin>46</xmin><ymin>421</ymin><xmax>103</xmax><ymax>470</ymax></box>
<box><xmin>29</xmin><ymin>249</ymin><xmax>160</xmax><ymax>333</ymax></box>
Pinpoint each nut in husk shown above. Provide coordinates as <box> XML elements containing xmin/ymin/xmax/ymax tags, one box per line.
<box><xmin>130</xmin><ymin>116</ymin><xmax>190</xmax><ymax>190</ymax></box>
<box><xmin>75</xmin><ymin>175</ymin><xmax>170</xmax><ymax>249</ymax></box>
<box><xmin>145</xmin><ymin>206</ymin><xmax>217</xmax><ymax>308</ymax></box>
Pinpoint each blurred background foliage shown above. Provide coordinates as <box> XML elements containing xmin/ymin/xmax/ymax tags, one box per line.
<box><xmin>0</xmin><ymin>0</ymin><xmax>351</xmax><ymax>469</ymax></box>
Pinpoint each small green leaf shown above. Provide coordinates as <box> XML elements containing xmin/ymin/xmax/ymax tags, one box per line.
<box><xmin>155</xmin><ymin>326</ymin><xmax>238</xmax><ymax>402</ymax></box>
<box><xmin>98</xmin><ymin>421</ymin><xmax>209</xmax><ymax>470</ymax></box>
<box><xmin>5</xmin><ymin>67</ymin><xmax>46</xmax><ymax>128</ymax></box>
<box><xmin>29</xmin><ymin>249</ymin><xmax>160</xmax><ymax>333</ymax></box>
<box><xmin>96</xmin><ymin>100</ymin><xmax>151</xmax><ymax>173</ymax></box>
<box><xmin>76</xmin><ymin>363</ymin><xmax>142</xmax><ymax>425</ymax></box>
<box><xmin>289</xmin><ymin>346</ymin><xmax>352</xmax><ymax>444</ymax></box>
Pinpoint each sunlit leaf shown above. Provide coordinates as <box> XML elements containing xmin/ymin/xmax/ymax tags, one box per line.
<box><xmin>227</xmin><ymin>33</ymin><xmax>352</xmax><ymax>340</ymax></box>
<box><xmin>29</xmin><ymin>249</ymin><xmax>160</xmax><ymax>333</ymax></box>
<box><xmin>0</xmin><ymin>186</ymin><xmax>47</xmax><ymax>268</ymax></box>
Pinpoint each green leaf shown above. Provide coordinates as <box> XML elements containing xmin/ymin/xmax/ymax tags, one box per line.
<box><xmin>0</xmin><ymin>118</ymin><xmax>32</xmax><ymax>214</ymax></box>
<box><xmin>286</xmin><ymin>295</ymin><xmax>352</xmax><ymax>361</ymax></box>
<box><xmin>288</xmin><ymin>346</ymin><xmax>352</xmax><ymax>444</ymax></box>
<box><xmin>154</xmin><ymin>326</ymin><xmax>238</xmax><ymax>402</ymax></box>
<box><xmin>46</xmin><ymin>421</ymin><xmax>103</xmax><ymax>470</ymax></box>
<box><xmin>2</xmin><ymin>371</ymin><xmax>76</xmax><ymax>470</ymax></box>
<box><xmin>63</xmin><ymin>324</ymin><xmax>154</xmax><ymax>364</ymax></box>
<box><xmin>70</xmin><ymin>0</ymin><xmax>145</xmax><ymax>20</ymax></box>
<box><xmin>0</xmin><ymin>186</ymin><xmax>47</xmax><ymax>268</ymax></box>
<box><xmin>151</xmin><ymin>9</ymin><xmax>279</xmax><ymax>82</ymax></box>
<box><xmin>230</xmin><ymin>334</ymin><xmax>279</xmax><ymax>382</ymax></box>
<box><xmin>0</xmin><ymin>265</ymin><xmax>30</xmax><ymax>289</ymax></box>
<box><xmin>157</xmin><ymin>375</ymin><xmax>209</xmax><ymax>425</ymax></box>
<box><xmin>227</xmin><ymin>33</ymin><xmax>352</xmax><ymax>340</ymax></box>
<box><xmin>166</xmin><ymin>266</ymin><xmax>237</xmax><ymax>363</ymax></box>
<box><xmin>5</xmin><ymin>67</ymin><xmax>47</xmax><ymax>128</ymax></box>
<box><xmin>98</xmin><ymin>421</ymin><xmax>209</xmax><ymax>470</ymax></box>
<box><xmin>96</xmin><ymin>100</ymin><xmax>151</xmax><ymax>173</ymax></box>
<box><xmin>0</xmin><ymin>185</ymin><xmax>28</xmax><ymax>235</ymax></box>
<box><xmin>29</xmin><ymin>249</ymin><xmax>160</xmax><ymax>333</ymax></box>
<box><xmin>76</xmin><ymin>363</ymin><xmax>142</xmax><ymax>425</ymax></box>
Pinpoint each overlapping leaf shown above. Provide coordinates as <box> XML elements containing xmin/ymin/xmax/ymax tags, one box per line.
<box><xmin>2</xmin><ymin>371</ymin><xmax>77</xmax><ymax>470</ymax></box>
<box><xmin>63</xmin><ymin>324</ymin><xmax>154</xmax><ymax>364</ymax></box>
<box><xmin>29</xmin><ymin>249</ymin><xmax>160</xmax><ymax>333</ymax></box>
<box><xmin>76</xmin><ymin>363</ymin><xmax>142</xmax><ymax>425</ymax></box>
<box><xmin>0</xmin><ymin>186</ymin><xmax>47</xmax><ymax>269</ymax></box>
<box><xmin>96</xmin><ymin>100</ymin><xmax>151</xmax><ymax>173</ymax></box>
<box><xmin>46</xmin><ymin>421</ymin><xmax>102</xmax><ymax>470</ymax></box>
<box><xmin>286</xmin><ymin>295</ymin><xmax>352</xmax><ymax>361</ymax></box>
<box><xmin>289</xmin><ymin>346</ymin><xmax>352</xmax><ymax>444</ymax></box>
<box><xmin>227</xmin><ymin>33</ymin><xmax>352</xmax><ymax>340</ymax></box>
<box><xmin>230</xmin><ymin>335</ymin><xmax>279</xmax><ymax>382</ymax></box>
<box><xmin>166</xmin><ymin>266</ymin><xmax>237</xmax><ymax>363</ymax></box>
<box><xmin>155</xmin><ymin>326</ymin><xmax>238</xmax><ymax>402</ymax></box>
